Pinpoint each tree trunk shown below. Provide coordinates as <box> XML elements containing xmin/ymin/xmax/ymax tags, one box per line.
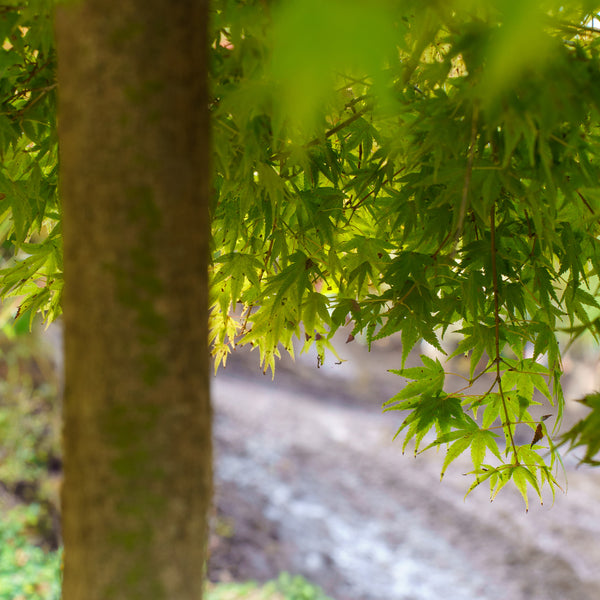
<box><xmin>55</xmin><ymin>2</ymin><xmax>211</xmax><ymax>599</ymax></box>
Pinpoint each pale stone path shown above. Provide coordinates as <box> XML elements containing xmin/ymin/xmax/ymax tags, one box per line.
<box><xmin>211</xmin><ymin>365</ymin><xmax>600</xmax><ymax>600</ymax></box>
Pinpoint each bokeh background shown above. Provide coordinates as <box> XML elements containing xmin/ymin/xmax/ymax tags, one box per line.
<box><xmin>3</xmin><ymin>311</ymin><xmax>600</xmax><ymax>600</ymax></box>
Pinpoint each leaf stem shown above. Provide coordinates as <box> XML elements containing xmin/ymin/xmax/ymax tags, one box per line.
<box><xmin>491</xmin><ymin>202</ymin><xmax>519</xmax><ymax>464</ymax></box>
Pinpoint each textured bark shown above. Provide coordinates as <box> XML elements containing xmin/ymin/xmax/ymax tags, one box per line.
<box><xmin>55</xmin><ymin>2</ymin><xmax>211</xmax><ymax>599</ymax></box>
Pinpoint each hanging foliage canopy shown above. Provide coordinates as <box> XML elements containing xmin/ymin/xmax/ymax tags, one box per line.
<box><xmin>3</xmin><ymin>0</ymin><xmax>600</xmax><ymax>507</ymax></box>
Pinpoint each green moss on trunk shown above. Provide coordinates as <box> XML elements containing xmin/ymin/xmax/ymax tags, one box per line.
<box><xmin>56</xmin><ymin>2</ymin><xmax>211</xmax><ymax>598</ymax></box>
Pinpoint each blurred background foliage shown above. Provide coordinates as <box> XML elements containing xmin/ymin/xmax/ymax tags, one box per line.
<box><xmin>0</xmin><ymin>314</ymin><xmax>330</xmax><ymax>598</ymax></box>
<box><xmin>0</xmin><ymin>308</ymin><xmax>61</xmax><ymax>598</ymax></box>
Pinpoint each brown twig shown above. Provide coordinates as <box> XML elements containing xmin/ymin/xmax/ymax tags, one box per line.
<box><xmin>577</xmin><ymin>190</ymin><xmax>595</xmax><ymax>214</ymax></box>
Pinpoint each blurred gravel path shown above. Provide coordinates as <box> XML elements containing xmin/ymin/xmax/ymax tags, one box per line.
<box><xmin>210</xmin><ymin>348</ymin><xmax>600</xmax><ymax>600</ymax></box>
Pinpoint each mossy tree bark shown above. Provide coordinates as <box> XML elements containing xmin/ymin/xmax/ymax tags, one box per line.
<box><xmin>55</xmin><ymin>2</ymin><xmax>211</xmax><ymax>598</ymax></box>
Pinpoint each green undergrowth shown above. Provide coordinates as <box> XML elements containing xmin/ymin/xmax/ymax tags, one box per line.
<box><xmin>0</xmin><ymin>310</ymin><xmax>62</xmax><ymax>551</ymax></box>
<box><xmin>206</xmin><ymin>573</ymin><xmax>334</xmax><ymax>600</ymax></box>
<box><xmin>0</xmin><ymin>504</ymin><xmax>62</xmax><ymax>600</ymax></box>
<box><xmin>0</xmin><ymin>510</ymin><xmax>332</xmax><ymax>600</ymax></box>
<box><xmin>0</xmin><ymin>312</ymin><xmax>334</xmax><ymax>599</ymax></box>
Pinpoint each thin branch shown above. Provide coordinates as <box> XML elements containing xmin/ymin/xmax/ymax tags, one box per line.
<box><xmin>549</xmin><ymin>17</ymin><xmax>600</xmax><ymax>36</ymax></box>
<box><xmin>239</xmin><ymin>219</ymin><xmax>278</xmax><ymax>337</ymax></box>
<box><xmin>269</xmin><ymin>103</ymin><xmax>371</xmax><ymax>162</ymax></box>
<box><xmin>450</xmin><ymin>362</ymin><xmax>496</xmax><ymax>392</ymax></box>
<box><xmin>577</xmin><ymin>190</ymin><xmax>595</xmax><ymax>214</ymax></box>
<box><xmin>310</xmin><ymin>106</ymin><xmax>370</xmax><ymax>146</ymax></box>
<box><xmin>0</xmin><ymin>83</ymin><xmax>58</xmax><ymax>119</ymax></box>
<box><xmin>346</xmin><ymin>168</ymin><xmax>406</xmax><ymax>212</ymax></box>
<box><xmin>389</xmin><ymin>229</ymin><xmax>456</xmax><ymax>316</ymax></box>
<box><xmin>453</xmin><ymin>103</ymin><xmax>479</xmax><ymax>250</ymax></box>
<box><xmin>491</xmin><ymin>202</ymin><xmax>520</xmax><ymax>464</ymax></box>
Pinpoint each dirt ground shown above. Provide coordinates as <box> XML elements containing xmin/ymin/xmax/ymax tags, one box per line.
<box><xmin>208</xmin><ymin>337</ymin><xmax>600</xmax><ymax>600</ymax></box>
